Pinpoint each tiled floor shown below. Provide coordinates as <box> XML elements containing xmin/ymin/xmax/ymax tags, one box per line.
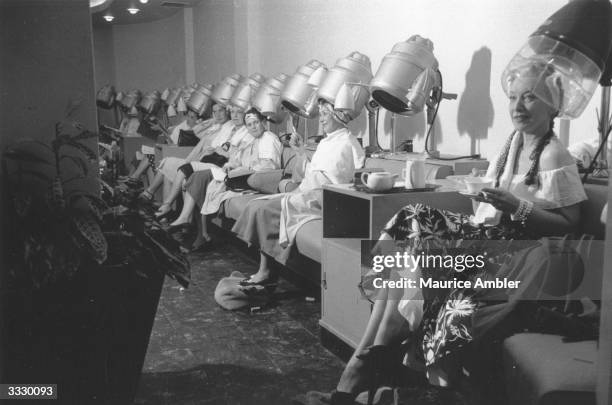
<box><xmin>134</xmin><ymin>240</ymin><xmax>345</xmax><ymax>405</ymax></box>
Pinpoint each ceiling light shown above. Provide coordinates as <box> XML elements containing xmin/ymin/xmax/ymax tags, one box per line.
<box><xmin>103</xmin><ymin>14</ymin><xmax>114</xmax><ymax>22</ymax></box>
<box><xmin>139</xmin><ymin>0</ymin><xmax>149</xmax><ymax>3</ymax></box>
<box><xmin>127</xmin><ymin>7</ymin><xmax>140</xmax><ymax>15</ymax></box>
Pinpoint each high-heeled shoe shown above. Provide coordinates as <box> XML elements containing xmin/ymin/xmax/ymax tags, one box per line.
<box><xmin>189</xmin><ymin>238</ymin><xmax>214</xmax><ymax>253</ymax></box>
<box><xmin>154</xmin><ymin>204</ymin><xmax>172</xmax><ymax>219</ymax></box>
<box><xmin>138</xmin><ymin>190</ymin><xmax>154</xmax><ymax>203</ymax></box>
<box><xmin>357</xmin><ymin>343</ymin><xmax>425</xmax><ymax>405</ymax></box>
<box><xmin>166</xmin><ymin>222</ymin><xmax>192</xmax><ymax>234</ymax></box>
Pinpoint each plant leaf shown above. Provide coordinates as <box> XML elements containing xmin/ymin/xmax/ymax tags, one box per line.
<box><xmin>65</xmin><ymin>98</ymin><xmax>82</xmax><ymax>119</ymax></box>
<box><xmin>72</xmin><ymin>130</ymin><xmax>98</xmax><ymax>141</ymax></box>
<box><xmin>3</xmin><ymin>149</ymin><xmax>53</xmax><ymax>165</ymax></box>
<box><xmin>60</xmin><ymin>155</ymin><xmax>88</xmax><ymax>176</ymax></box>
<box><xmin>18</xmin><ymin>170</ymin><xmax>53</xmax><ymax>182</ymax></box>
<box><xmin>60</xmin><ymin>140</ymin><xmax>97</xmax><ymax>161</ymax></box>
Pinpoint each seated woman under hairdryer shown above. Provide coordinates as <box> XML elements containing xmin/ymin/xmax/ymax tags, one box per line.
<box><xmin>152</xmin><ymin>102</ymin><xmax>254</xmax><ymax>219</ymax></box>
<box><xmin>138</xmin><ymin>102</ymin><xmax>234</xmax><ymax>202</ymax></box>
<box><xmin>120</xmin><ymin>108</ymin><xmax>209</xmax><ymax>186</ymax></box>
<box><xmin>231</xmin><ymin>100</ymin><xmax>365</xmax><ymax>285</ymax></box>
<box><xmin>297</xmin><ymin>63</ymin><xmax>587</xmax><ymax>405</ymax></box>
<box><xmin>164</xmin><ymin>107</ymin><xmax>283</xmax><ymax>249</ymax></box>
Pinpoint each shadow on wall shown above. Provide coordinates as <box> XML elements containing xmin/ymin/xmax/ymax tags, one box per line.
<box><xmin>457</xmin><ymin>47</ymin><xmax>494</xmax><ymax>155</ymax></box>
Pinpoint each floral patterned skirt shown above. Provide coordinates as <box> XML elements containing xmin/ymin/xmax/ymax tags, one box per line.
<box><xmin>381</xmin><ymin>203</ymin><xmax>536</xmax><ymax>369</ymax></box>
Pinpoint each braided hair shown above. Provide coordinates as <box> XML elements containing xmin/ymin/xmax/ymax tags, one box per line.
<box><xmin>494</xmin><ymin>118</ymin><xmax>556</xmax><ymax>188</ymax></box>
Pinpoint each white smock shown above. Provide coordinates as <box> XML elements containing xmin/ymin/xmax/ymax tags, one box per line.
<box><xmin>200</xmin><ymin>130</ymin><xmax>283</xmax><ymax>215</ymax></box>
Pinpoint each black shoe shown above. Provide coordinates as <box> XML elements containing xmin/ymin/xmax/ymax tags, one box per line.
<box><xmin>166</xmin><ymin>222</ymin><xmax>192</xmax><ymax>234</ymax></box>
<box><xmin>414</xmin><ymin>385</ymin><xmax>465</xmax><ymax>405</ymax></box>
<box><xmin>189</xmin><ymin>238</ymin><xmax>214</xmax><ymax>253</ymax></box>
<box><xmin>356</xmin><ymin>343</ymin><xmax>425</xmax><ymax>404</ymax></box>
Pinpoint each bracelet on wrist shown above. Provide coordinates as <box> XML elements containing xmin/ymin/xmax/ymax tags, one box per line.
<box><xmin>513</xmin><ymin>199</ymin><xmax>534</xmax><ymax>225</ymax></box>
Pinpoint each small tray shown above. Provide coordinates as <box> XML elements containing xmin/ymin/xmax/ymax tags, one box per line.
<box><xmin>353</xmin><ymin>184</ymin><xmax>439</xmax><ymax>194</ymax></box>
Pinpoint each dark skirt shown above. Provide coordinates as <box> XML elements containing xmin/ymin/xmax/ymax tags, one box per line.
<box><xmin>184</xmin><ymin>169</ymin><xmax>213</xmax><ymax>208</ymax></box>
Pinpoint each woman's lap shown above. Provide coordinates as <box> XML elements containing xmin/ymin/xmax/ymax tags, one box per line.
<box><xmin>185</xmin><ymin>169</ymin><xmax>213</xmax><ymax>208</ymax></box>
<box><xmin>384</xmin><ymin>204</ymin><xmax>531</xmax><ymax>369</ymax></box>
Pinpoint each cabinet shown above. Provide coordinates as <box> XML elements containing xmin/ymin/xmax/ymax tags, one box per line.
<box><xmin>321</xmin><ymin>239</ymin><xmax>371</xmax><ymax>348</ymax></box>
<box><xmin>320</xmin><ymin>184</ymin><xmax>473</xmax><ymax>348</ymax></box>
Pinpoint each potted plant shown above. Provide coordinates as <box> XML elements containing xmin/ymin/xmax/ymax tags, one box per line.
<box><xmin>1</xmin><ymin>106</ymin><xmax>189</xmax><ymax>404</ymax></box>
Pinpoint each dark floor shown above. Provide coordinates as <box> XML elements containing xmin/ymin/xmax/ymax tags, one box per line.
<box><xmin>132</xmin><ymin>229</ymin><xmax>474</xmax><ymax>405</ymax></box>
<box><xmin>133</xmin><ymin>239</ymin><xmax>346</xmax><ymax>405</ymax></box>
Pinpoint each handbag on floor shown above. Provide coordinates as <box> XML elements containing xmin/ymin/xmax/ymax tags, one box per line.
<box><xmin>214</xmin><ymin>271</ymin><xmax>272</xmax><ymax>311</ymax></box>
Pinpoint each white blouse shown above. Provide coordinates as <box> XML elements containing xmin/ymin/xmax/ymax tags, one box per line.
<box><xmin>234</xmin><ymin>130</ymin><xmax>283</xmax><ymax>170</ymax></box>
<box><xmin>209</xmin><ymin>120</ymin><xmax>238</xmax><ymax>149</ymax></box>
<box><xmin>474</xmin><ymin>134</ymin><xmax>587</xmax><ymax>225</ymax></box>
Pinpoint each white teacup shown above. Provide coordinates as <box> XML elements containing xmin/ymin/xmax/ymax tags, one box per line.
<box><xmin>361</xmin><ymin>171</ymin><xmax>398</xmax><ymax>192</ymax></box>
<box><xmin>462</xmin><ymin>176</ymin><xmax>494</xmax><ymax>193</ymax></box>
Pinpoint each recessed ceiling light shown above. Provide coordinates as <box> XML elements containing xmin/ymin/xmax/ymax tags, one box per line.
<box><xmin>103</xmin><ymin>14</ymin><xmax>114</xmax><ymax>22</ymax></box>
<box><xmin>139</xmin><ymin>0</ymin><xmax>149</xmax><ymax>4</ymax></box>
<box><xmin>127</xmin><ymin>7</ymin><xmax>140</xmax><ymax>15</ymax></box>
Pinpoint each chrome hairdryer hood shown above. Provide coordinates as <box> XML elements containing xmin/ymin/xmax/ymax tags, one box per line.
<box><xmin>281</xmin><ymin>60</ymin><xmax>326</xmax><ymax>118</ymax></box>
<box><xmin>138</xmin><ymin>90</ymin><xmax>161</xmax><ymax>115</ymax></box>
<box><xmin>369</xmin><ymin>35</ymin><xmax>439</xmax><ymax>115</ymax></box>
<box><xmin>229</xmin><ymin>73</ymin><xmax>266</xmax><ymax>111</ymax></box>
<box><xmin>188</xmin><ymin>84</ymin><xmax>214</xmax><ymax>116</ymax></box>
<box><xmin>252</xmin><ymin>73</ymin><xmax>290</xmax><ymax>124</ymax></box>
<box><xmin>211</xmin><ymin>74</ymin><xmax>244</xmax><ymax>106</ymax></box>
<box><xmin>318</xmin><ymin>51</ymin><xmax>373</xmax><ymax>119</ymax></box>
<box><xmin>96</xmin><ymin>84</ymin><xmax>116</xmax><ymax>109</ymax></box>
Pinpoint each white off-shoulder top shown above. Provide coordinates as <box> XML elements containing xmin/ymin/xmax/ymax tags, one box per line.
<box><xmin>473</xmin><ymin>135</ymin><xmax>587</xmax><ymax>225</ymax></box>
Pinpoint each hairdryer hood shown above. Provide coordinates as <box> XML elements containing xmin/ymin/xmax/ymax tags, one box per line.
<box><xmin>317</xmin><ymin>51</ymin><xmax>373</xmax><ymax>120</ymax></box>
<box><xmin>212</xmin><ymin>74</ymin><xmax>244</xmax><ymax>106</ymax></box>
<box><xmin>138</xmin><ymin>90</ymin><xmax>161</xmax><ymax>115</ymax></box>
<box><xmin>252</xmin><ymin>73</ymin><xmax>290</xmax><ymax>124</ymax></box>
<box><xmin>370</xmin><ymin>35</ymin><xmax>438</xmax><ymax>115</ymax></box>
<box><xmin>188</xmin><ymin>84</ymin><xmax>214</xmax><ymax>116</ymax></box>
<box><xmin>230</xmin><ymin>73</ymin><xmax>267</xmax><ymax>111</ymax></box>
<box><xmin>165</xmin><ymin>88</ymin><xmax>182</xmax><ymax>107</ymax></box>
<box><xmin>121</xmin><ymin>89</ymin><xmax>142</xmax><ymax>110</ymax></box>
<box><xmin>281</xmin><ymin>60</ymin><xmax>326</xmax><ymax>118</ymax></box>
<box><xmin>180</xmin><ymin>86</ymin><xmax>195</xmax><ymax>103</ymax></box>
<box><xmin>501</xmin><ymin>0</ymin><xmax>612</xmax><ymax>118</ymax></box>
<box><xmin>96</xmin><ymin>84</ymin><xmax>116</xmax><ymax>109</ymax></box>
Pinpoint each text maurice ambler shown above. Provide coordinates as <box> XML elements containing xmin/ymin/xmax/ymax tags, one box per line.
<box><xmin>369</xmin><ymin>252</ymin><xmax>521</xmax><ymax>289</ymax></box>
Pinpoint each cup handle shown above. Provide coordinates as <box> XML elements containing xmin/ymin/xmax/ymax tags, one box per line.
<box><xmin>361</xmin><ymin>172</ymin><xmax>369</xmax><ymax>186</ymax></box>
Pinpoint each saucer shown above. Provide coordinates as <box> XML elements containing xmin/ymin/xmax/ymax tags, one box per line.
<box><xmin>459</xmin><ymin>191</ymin><xmax>482</xmax><ymax>197</ymax></box>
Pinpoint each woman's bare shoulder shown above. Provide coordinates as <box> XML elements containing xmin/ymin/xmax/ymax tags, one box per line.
<box><xmin>539</xmin><ymin>138</ymin><xmax>575</xmax><ymax>171</ymax></box>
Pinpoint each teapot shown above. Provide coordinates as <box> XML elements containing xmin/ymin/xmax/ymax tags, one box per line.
<box><xmin>360</xmin><ymin>171</ymin><xmax>397</xmax><ymax>192</ymax></box>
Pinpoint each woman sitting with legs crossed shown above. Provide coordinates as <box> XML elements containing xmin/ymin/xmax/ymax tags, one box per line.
<box><xmin>231</xmin><ymin>99</ymin><xmax>365</xmax><ymax>286</ymax></box>
<box><xmin>139</xmin><ymin>103</ymin><xmax>233</xmax><ymax>204</ymax></box>
<box><xmin>297</xmin><ymin>62</ymin><xmax>587</xmax><ymax>405</ymax></box>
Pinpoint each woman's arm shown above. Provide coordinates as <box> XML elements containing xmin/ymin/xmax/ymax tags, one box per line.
<box><xmin>476</xmin><ymin>188</ymin><xmax>581</xmax><ymax>235</ymax></box>
<box><xmin>524</xmin><ymin>204</ymin><xmax>581</xmax><ymax>235</ymax></box>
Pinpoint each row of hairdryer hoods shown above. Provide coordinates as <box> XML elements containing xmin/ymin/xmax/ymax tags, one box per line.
<box><xmin>97</xmin><ymin>35</ymin><xmax>451</xmax><ymax>124</ymax></box>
